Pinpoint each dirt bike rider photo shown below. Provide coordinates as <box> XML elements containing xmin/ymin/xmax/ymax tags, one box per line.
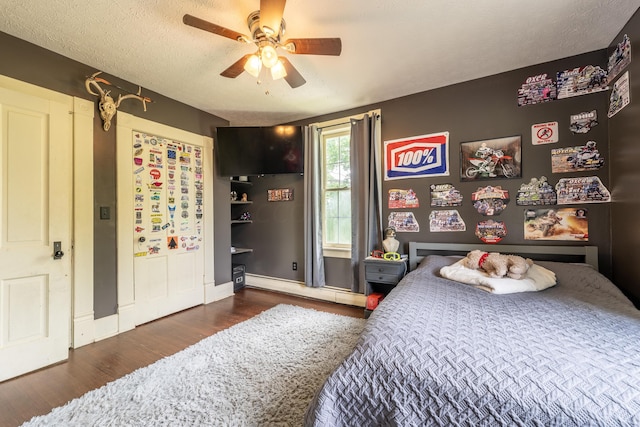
<box><xmin>568</xmin><ymin>140</ymin><xmax>603</xmax><ymax>169</ymax></box>
<box><xmin>474</xmin><ymin>143</ymin><xmax>499</xmax><ymax>177</ymax></box>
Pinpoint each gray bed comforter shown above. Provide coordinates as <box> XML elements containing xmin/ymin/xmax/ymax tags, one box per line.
<box><xmin>305</xmin><ymin>255</ymin><xmax>640</xmax><ymax>426</ymax></box>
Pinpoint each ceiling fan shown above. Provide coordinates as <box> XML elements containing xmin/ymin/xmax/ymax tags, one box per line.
<box><xmin>183</xmin><ymin>0</ymin><xmax>342</xmax><ymax>88</ymax></box>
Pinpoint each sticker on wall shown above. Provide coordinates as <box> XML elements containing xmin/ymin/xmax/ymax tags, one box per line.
<box><xmin>460</xmin><ymin>136</ymin><xmax>521</xmax><ymax>181</ymax></box>
<box><xmin>430</xmin><ymin>183</ymin><xmax>462</xmax><ymax>207</ymax></box>
<box><xmin>384</xmin><ymin>132</ymin><xmax>449</xmax><ymax>180</ymax></box>
<box><xmin>570</xmin><ymin>110</ymin><xmax>598</xmax><ymax>134</ymax></box>
<box><xmin>516</xmin><ymin>176</ymin><xmax>557</xmax><ymax>206</ymax></box>
<box><xmin>608</xmin><ymin>71</ymin><xmax>630</xmax><ymax>118</ymax></box>
<box><xmin>551</xmin><ymin>142</ymin><xmax>604</xmax><ymax>173</ymax></box>
<box><xmin>608</xmin><ymin>34</ymin><xmax>631</xmax><ymax>81</ymax></box>
<box><xmin>167</xmin><ymin>236</ymin><xmax>179</xmax><ymax>250</ymax></box>
<box><xmin>556</xmin><ymin>176</ymin><xmax>611</xmax><ymax>204</ymax></box>
<box><xmin>471</xmin><ymin>185</ymin><xmax>510</xmax><ymax>216</ymax></box>
<box><xmin>388</xmin><ymin>211</ymin><xmax>420</xmax><ymax>232</ymax></box>
<box><xmin>556</xmin><ymin>65</ymin><xmax>608</xmax><ymax>99</ymax></box>
<box><xmin>524</xmin><ymin>208</ymin><xmax>588</xmax><ymax>241</ymax></box>
<box><xmin>517</xmin><ymin>74</ymin><xmax>557</xmax><ymax>106</ymax></box>
<box><xmin>429</xmin><ymin>210</ymin><xmax>466</xmax><ymax>232</ymax></box>
<box><xmin>388</xmin><ymin>189</ymin><xmax>419</xmax><ymax>209</ymax></box>
<box><xmin>475</xmin><ymin>220</ymin><xmax>507</xmax><ymax>244</ymax></box>
<box><xmin>268</xmin><ymin>188</ymin><xmax>294</xmax><ymax>201</ymax></box>
<box><xmin>531</xmin><ymin>121</ymin><xmax>559</xmax><ymax>145</ymax></box>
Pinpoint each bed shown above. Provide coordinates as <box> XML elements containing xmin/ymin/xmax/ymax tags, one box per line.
<box><xmin>305</xmin><ymin>243</ymin><xmax>640</xmax><ymax>426</ymax></box>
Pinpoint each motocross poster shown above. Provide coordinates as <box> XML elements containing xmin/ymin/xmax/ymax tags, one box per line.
<box><xmin>471</xmin><ymin>185</ymin><xmax>510</xmax><ymax>216</ymax></box>
<box><xmin>460</xmin><ymin>136</ymin><xmax>521</xmax><ymax>181</ymax></box>
<box><xmin>551</xmin><ymin>142</ymin><xmax>604</xmax><ymax>173</ymax></box>
<box><xmin>384</xmin><ymin>132</ymin><xmax>449</xmax><ymax>180</ymax></box>
<box><xmin>430</xmin><ymin>183</ymin><xmax>463</xmax><ymax>207</ymax></box>
<box><xmin>388</xmin><ymin>188</ymin><xmax>419</xmax><ymax>209</ymax></box>
<box><xmin>556</xmin><ymin>65</ymin><xmax>608</xmax><ymax>99</ymax></box>
<box><xmin>429</xmin><ymin>210</ymin><xmax>466</xmax><ymax>232</ymax></box>
<box><xmin>608</xmin><ymin>71</ymin><xmax>630</xmax><ymax>118</ymax></box>
<box><xmin>517</xmin><ymin>74</ymin><xmax>557</xmax><ymax>106</ymax></box>
<box><xmin>516</xmin><ymin>176</ymin><xmax>557</xmax><ymax>206</ymax></box>
<box><xmin>524</xmin><ymin>208</ymin><xmax>588</xmax><ymax>241</ymax></box>
<box><xmin>387</xmin><ymin>211</ymin><xmax>420</xmax><ymax>232</ymax></box>
<box><xmin>475</xmin><ymin>220</ymin><xmax>507</xmax><ymax>244</ymax></box>
<box><xmin>570</xmin><ymin>110</ymin><xmax>598</xmax><ymax>134</ymax></box>
<box><xmin>608</xmin><ymin>34</ymin><xmax>631</xmax><ymax>81</ymax></box>
<box><xmin>555</xmin><ymin>176</ymin><xmax>611</xmax><ymax>204</ymax></box>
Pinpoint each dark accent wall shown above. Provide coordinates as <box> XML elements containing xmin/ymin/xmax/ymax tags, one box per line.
<box><xmin>234</xmin><ymin>174</ymin><xmax>305</xmax><ymax>281</ymax></box>
<box><xmin>609</xmin><ymin>9</ymin><xmax>640</xmax><ymax>306</ymax></box>
<box><xmin>0</xmin><ymin>31</ymin><xmax>230</xmax><ymax>319</ymax></box>
<box><xmin>291</xmin><ymin>49</ymin><xmax>615</xmax><ymax>291</ymax></box>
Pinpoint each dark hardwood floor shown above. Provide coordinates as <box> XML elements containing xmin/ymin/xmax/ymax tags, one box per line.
<box><xmin>0</xmin><ymin>288</ymin><xmax>364</xmax><ymax>427</ymax></box>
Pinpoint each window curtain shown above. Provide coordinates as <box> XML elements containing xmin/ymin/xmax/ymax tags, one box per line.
<box><xmin>303</xmin><ymin>125</ymin><xmax>326</xmax><ymax>287</ymax></box>
<box><xmin>350</xmin><ymin>113</ymin><xmax>382</xmax><ymax>293</ymax></box>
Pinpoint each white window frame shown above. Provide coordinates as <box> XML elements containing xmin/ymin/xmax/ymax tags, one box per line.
<box><xmin>313</xmin><ymin>110</ymin><xmax>380</xmax><ymax>259</ymax></box>
<box><xmin>320</xmin><ymin>124</ymin><xmax>351</xmax><ymax>259</ymax></box>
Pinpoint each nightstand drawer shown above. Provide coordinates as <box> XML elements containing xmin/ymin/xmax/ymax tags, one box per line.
<box><xmin>364</xmin><ymin>260</ymin><xmax>406</xmax><ymax>283</ymax></box>
<box><xmin>365</xmin><ymin>271</ymin><xmax>403</xmax><ymax>284</ymax></box>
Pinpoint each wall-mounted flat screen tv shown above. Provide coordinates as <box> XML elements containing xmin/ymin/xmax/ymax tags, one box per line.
<box><xmin>215</xmin><ymin>126</ymin><xmax>304</xmax><ymax>176</ymax></box>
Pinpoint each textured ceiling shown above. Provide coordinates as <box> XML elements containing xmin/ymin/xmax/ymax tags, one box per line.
<box><xmin>0</xmin><ymin>0</ymin><xmax>638</xmax><ymax>125</ymax></box>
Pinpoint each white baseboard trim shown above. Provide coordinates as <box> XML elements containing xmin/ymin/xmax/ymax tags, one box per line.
<box><xmin>206</xmin><ymin>281</ymin><xmax>234</xmax><ymax>303</ymax></box>
<box><xmin>73</xmin><ymin>313</ymin><xmax>95</xmax><ymax>349</ymax></box>
<box><xmin>246</xmin><ymin>274</ymin><xmax>366</xmax><ymax>307</ymax></box>
<box><xmin>117</xmin><ymin>303</ymin><xmax>136</xmax><ymax>334</ymax></box>
<box><xmin>94</xmin><ymin>314</ymin><xmax>120</xmax><ymax>342</ymax></box>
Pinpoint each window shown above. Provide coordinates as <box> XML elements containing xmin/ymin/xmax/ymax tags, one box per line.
<box><xmin>322</xmin><ymin>126</ymin><xmax>351</xmax><ymax>256</ymax></box>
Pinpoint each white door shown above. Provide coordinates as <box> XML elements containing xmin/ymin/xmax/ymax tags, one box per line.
<box><xmin>0</xmin><ymin>86</ymin><xmax>72</xmax><ymax>382</ymax></box>
<box><xmin>130</xmin><ymin>132</ymin><xmax>204</xmax><ymax>325</ymax></box>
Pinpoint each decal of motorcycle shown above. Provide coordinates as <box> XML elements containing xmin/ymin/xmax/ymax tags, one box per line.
<box><xmin>551</xmin><ymin>142</ymin><xmax>604</xmax><ymax>173</ymax></box>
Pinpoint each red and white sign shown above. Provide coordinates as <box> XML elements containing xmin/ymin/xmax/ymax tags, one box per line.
<box><xmin>531</xmin><ymin>121</ymin><xmax>558</xmax><ymax>145</ymax></box>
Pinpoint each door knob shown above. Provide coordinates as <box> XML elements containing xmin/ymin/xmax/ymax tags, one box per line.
<box><xmin>53</xmin><ymin>241</ymin><xmax>64</xmax><ymax>260</ymax></box>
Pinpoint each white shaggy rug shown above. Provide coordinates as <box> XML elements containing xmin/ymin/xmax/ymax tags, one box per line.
<box><xmin>21</xmin><ymin>304</ymin><xmax>366</xmax><ymax>426</ymax></box>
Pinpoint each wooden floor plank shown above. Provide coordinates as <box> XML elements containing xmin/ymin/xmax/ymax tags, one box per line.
<box><xmin>0</xmin><ymin>288</ymin><xmax>363</xmax><ymax>427</ymax></box>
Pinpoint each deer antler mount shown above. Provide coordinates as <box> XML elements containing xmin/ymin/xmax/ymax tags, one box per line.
<box><xmin>85</xmin><ymin>71</ymin><xmax>152</xmax><ymax>131</ymax></box>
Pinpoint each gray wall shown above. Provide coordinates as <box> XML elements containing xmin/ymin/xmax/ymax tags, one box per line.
<box><xmin>233</xmin><ymin>174</ymin><xmax>306</xmax><ymax>281</ymax></box>
<box><xmin>291</xmin><ymin>49</ymin><xmax>614</xmax><ymax>290</ymax></box>
<box><xmin>609</xmin><ymin>9</ymin><xmax>640</xmax><ymax>306</ymax></box>
<box><xmin>0</xmin><ymin>31</ymin><xmax>230</xmax><ymax>319</ymax></box>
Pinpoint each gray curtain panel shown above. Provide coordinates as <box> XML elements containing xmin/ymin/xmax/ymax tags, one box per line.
<box><xmin>350</xmin><ymin>114</ymin><xmax>382</xmax><ymax>293</ymax></box>
<box><xmin>303</xmin><ymin>125</ymin><xmax>326</xmax><ymax>288</ymax></box>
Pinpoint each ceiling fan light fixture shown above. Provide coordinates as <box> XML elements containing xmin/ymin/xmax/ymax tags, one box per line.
<box><xmin>260</xmin><ymin>44</ymin><xmax>279</xmax><ymax>68</ymax></box>
<box><xmin>270</xmin><ymin>60</ymin><xmax>287</xmax><ymax>80</ymax></box>
<box><xmin>244</xmin><ymin>54</ymin><xmax>262</xmax><ymax>78</ymax></box>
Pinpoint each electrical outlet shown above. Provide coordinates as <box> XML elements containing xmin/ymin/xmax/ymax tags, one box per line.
<box><xmin>292</xmin><ymin>262</ymin><xmax>297</xmax><ymax>271</ymax></box>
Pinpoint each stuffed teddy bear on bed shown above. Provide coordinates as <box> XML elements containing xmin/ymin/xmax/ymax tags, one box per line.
<box><xmin>463</xmin><ymin>250</ymin><xmax>533</xmax><ymax>279</ymax></box>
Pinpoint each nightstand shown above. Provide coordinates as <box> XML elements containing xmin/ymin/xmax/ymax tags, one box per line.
<box><xmin>363</xmin><ymin>256</ymin><xmax>408</xmax><ymax>318</ymax></box>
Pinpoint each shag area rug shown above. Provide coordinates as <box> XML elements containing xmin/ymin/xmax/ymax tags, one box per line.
<box><xmin>21</xmin><ymin>304</ymin><xmax>366</xmax><ymax>426</ymax></box>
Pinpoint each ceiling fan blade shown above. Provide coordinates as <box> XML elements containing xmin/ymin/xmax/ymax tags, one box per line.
<box><xmin>220</xmin><ymin>54</ymin><xmax>253</xmax><ymax>78</ymax></box>
<box><xmin>260</xmin><ymin>0</ymin><xmax>287</xmax><ymax>36</ymax></box>
<box><xmin>283</xmin><ymin>38</ymin><xmax>342</xmax><ymax>56</ymax></box>
<box><xmin>280</xmin><ymin>57</ymin><xmax>306</xmax><ymax>88</ymax></box>
<box><xmin>183</xmin><ymin>14</ymin><xmax>248</xmax><ymax>42</ymax></box>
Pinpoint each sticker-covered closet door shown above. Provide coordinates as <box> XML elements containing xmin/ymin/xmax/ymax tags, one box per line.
<box><xmin>132</xmin><ymin>132</ymin><xmax>204</xmax><ymax>325</ymax></box>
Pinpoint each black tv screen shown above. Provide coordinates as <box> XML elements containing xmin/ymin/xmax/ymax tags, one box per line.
<box><xmin>215</xmin><ymin>126</ymin><xmax>304</xmax><ymax>176</ymax></box>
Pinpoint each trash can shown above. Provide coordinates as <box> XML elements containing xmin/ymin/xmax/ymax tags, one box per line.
<box><xmin>232</xmin><ymin>264</ymin><xmax>246</xmax><ymax>291</ymax></box>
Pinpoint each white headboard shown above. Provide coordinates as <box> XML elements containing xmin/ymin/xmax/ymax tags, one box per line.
<box><xmin>408</xmin><ymin>242</ymin><xmax>599</xmax><ymax>272</ymax></box>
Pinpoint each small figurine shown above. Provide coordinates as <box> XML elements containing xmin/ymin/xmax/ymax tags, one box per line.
<box><xmin>230</xmin><ymin>191</ymin><xmax>237</xmax><ymax>201</ymax></box>
<box><xmin>382</xmin><ymin>227</ymin><xmax>399</xmax><ymax>253</ymax></box>
<box><xmin>241</xmin><ymin>193</ymin><xmax>248</xmax><ymax>202</ymax></box>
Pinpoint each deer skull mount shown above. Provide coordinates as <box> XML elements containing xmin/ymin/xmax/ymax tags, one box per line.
<box><xmin>85</xmin><ymin>71</ymin><xmax>152</xmax><ymax>131</ymax></box>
